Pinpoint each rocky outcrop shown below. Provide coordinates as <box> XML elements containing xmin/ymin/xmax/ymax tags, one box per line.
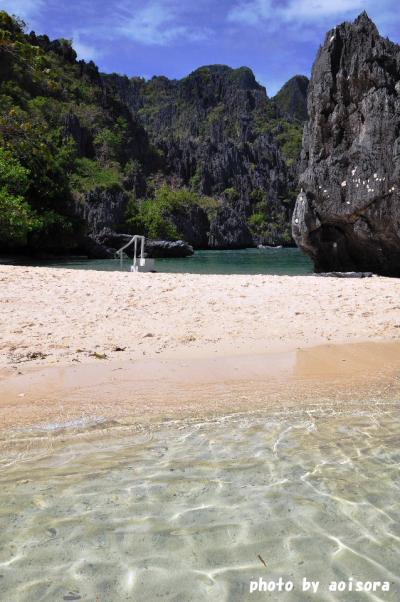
<box><xmin>70</xmin><ymin>185</ymin><xmax>201</xmax><ymax>257</ymax></box>
<box><xmin>74</xmin><ymin>186</ymin><xmax>129</xmax><ymax>236</ymax></box>
<box><xmin>273</xmin><ymin>75</ymin><xmax>309</xmax><ymax>122</ymax></box>
<box><xmin>293</xmin><ymin>12</ymin><xmax>400</xmax><ymax>276</ymax></box>
<box><xmin>145</xmin><ymin>239</ymin><xmax>194</xmax><ymax>258</ymax></box>
<box><xmin>104</xmin><ymin>65</ymin><xmax>297</xmax><ymax>248</ymax></box>
<box><xmin>95</xmin><ymin>230</ymin><xmax>193</xmax><ymax>258</ymax></box>
<box><xmin>168</xmin><ymin>205</ymin><xmax>210</xmax><ymax>248</ymax></box>
<box><xmin>68</xmin><ymin>186</ymin><xmax>129</xmax><ymax>257</ymax></box>
<box><xmin>209</xmin><ymin>204</ymin><xmax>253</xmax><ymax>249</ymax></box>
<box><xmin>316</xmin><ymin>271</ymin><xmax>373</xmax><ymax>278</ymax></box>
<box><xmin>63</xmin><ymin>113</ymin><xmax>92</xmax><ymax>157</ymax></box>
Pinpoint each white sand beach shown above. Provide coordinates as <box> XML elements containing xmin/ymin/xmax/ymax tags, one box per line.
<box><xmin>1</xmin><ymin>266</ymin><xmax>400</xmax><ymax>370</ymax></box>
<box><xmin>1</xmin><ymin>265</ymin><xmax>400</xmax><ymax>430</ymax></box>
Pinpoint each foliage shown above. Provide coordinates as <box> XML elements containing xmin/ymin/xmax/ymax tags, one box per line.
<box><xmin>70</xmin><ymin>158</ymin><xmax>121</xmax><ymax>193</ymax></box>
<box><xmin>93</xmin><ymin>117</ymin><xmax>129</xmax><ymax>164</ymax></box>
<box><xmin>248</xmin><ymin>212</ymin><xmax>266</xmax><ymax>229</ymax></box>
<box><xmin>223</xmin><ymin>187</ymin><xmax>240</xmax><ymax>202</ymax></box>
<box><xmin>254</xmin><ymin>113</ymin><xmax>303</xmax><ymax>165</ymax></box>
<box><xmin>0</xmin><ymin>147</ymin><xmax>39</xmax><ymax>243</ymax></box>
<box><xmin>0</xmin><ymin>10</ymin><xmax>149</xmax><ymax>249</ymax></box>
<box><xmin>127</xmin><ymin>186</ymin><xmax>219</xmax><ymax>240</ymax></box>
<box><xmin>0</xmin><ymin>145</ymin><xmax>29</xmax><ymax>194</ymax></box>
<box><xmin>273</xmin><ymin>75</ymin><xmax>309</xmax><ymax>122</ymax></box>
<box><xmin>275</xmin><ymin>121</ymin><xmax>303</xmax><ymax>165</ymax></box>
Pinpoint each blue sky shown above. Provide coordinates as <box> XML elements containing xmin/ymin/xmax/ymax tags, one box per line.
<box><xmin>2</xmin><ymin>0</ymin><xmax>400</xmax><ymax>95</ymax></box>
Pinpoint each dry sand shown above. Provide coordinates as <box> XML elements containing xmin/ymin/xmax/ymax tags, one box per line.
<box><xmin>1</xmin><ymin>265</ymin><xmax>400</xmax><ymax>369</ymax></box>
<box><xmin>0</xmin><ymin>265</ymin><xmax>400</xmax><ymax>430</ymax></box>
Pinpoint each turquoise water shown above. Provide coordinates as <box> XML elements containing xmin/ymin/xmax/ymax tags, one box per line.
<box><xmin>0</xmin><ymin>248</ymin><xmax>313</xmax><ymax>275</ymax></box>
<box><xmin>0</xmin><ymin>402</ymin><xmax>399</xmax><ymax>601</ymax></box>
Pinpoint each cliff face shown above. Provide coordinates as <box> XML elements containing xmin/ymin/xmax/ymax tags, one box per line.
<box><xmin>292</xmin><ymin>12</ymin><xmax>400</xmax><ymax>275</ymax></box>
<box><xmin>0</xmin><ymin>10</ymin><xmax>308</xmax><ymax>256</ymax></box>
<box><xmin>273</xmin><ymin>75</ymin><xmax>309</xmax><ymax>122</ymax></box>
<box><xmin>104</xmin><ymin>66</ymin><xmax>303</xmax><ymax>248</ymax></box>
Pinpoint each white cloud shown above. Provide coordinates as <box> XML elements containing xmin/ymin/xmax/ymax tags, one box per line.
<box><xmin>118</xmin><ymin>1</ymin><xmax>210</xmax><ymax>45</ymax></box>
<box><xmin>72</xmin><ymin>33</ymin><xmax>101</xmax><ymax>62</ymax></box>
<box><xmin>0</xmin><ymin>0</ymin><xmax>45</xmax><ymax>21</ymax></box>
<box><xmin>283</xmin><ymin>0</ymin><xmax>364</xmax><ymax>21</ymax></box>
<box><xmin>118</xmin><ymin>0</ymin><xmax>209</xmax><ymax>46</ymax></box>
<box><xmin>229</xmin><ymin>0</ymin><xmax>369</xmax><ymax>27</ymax></box>
<box><xmin>229</xmin><ymin>0</ymin><xmax>273</xmax><ymax>25</ymax></box>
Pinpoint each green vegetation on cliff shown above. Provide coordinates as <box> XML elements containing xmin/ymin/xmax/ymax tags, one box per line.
<box><xmin>0</xmin><ymin>11</ymin><xmax>151</xmax><ymax>251</ymax></box>
<box><xmin>272</xmin><ymin>75</ymin><xmax>309</xmax><ymax>122</ymax></box>
<box><xmin>0</xmin><ymin>11</ymin><xmax>308</xmax><ymax>253</ymax></box>
<box><xmin>0</xmin><ymin>147</ymin><xmax>37</xmax><ymax>243</ymax></box>
<box><xmin>127</xmin><ymin>186</ymin><xmax>219</xmax><ymax>240</ymax></box>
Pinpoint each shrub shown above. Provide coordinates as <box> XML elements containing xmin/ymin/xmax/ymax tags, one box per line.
<box><xmin>69</xmin><ymin>157</ymin><xmax>121</xmax><ymax>193</ymax></box>
<box><xmin>0</xmin><ymin>147</ymin><xmax>38</xmax><ymax>243</ymax></box>
<box><xmin>126</xmin><ymin>185</ymin><xmax>219</xmax><ymax>239</ymax></box>
<box><xmin>223</xmin><ymin>187</ymin><xmax>240</xmax><ymax>202</ymax></box>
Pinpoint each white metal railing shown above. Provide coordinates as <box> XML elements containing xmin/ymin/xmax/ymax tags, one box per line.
<box><xmin>116</xmin><ymin>235</ymin><xmax>145</xmax><ymax>271</ymax></box>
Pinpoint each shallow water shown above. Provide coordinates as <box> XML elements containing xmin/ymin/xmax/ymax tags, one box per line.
<box><xmin>0</xmin><ymin>403</ymin><xmax>399</xmax><ymax>601</ymax></box>
<box><xmin>0</xmin><ymin>247</ymin><xmax>313</xmax><ymax>275</ymax></box>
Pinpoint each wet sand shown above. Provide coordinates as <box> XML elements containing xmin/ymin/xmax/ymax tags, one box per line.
<box><xmin>0</xmin><ymin>342</ymin><xmax>399</xmax><ymax>431</ymax></box>
<box><xmin>1</xmin><ymin>265</ymin><xmax>400</xmax><ymax>431</ymax></box>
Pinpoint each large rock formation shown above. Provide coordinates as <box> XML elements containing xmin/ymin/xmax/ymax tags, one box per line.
<box><xmin>293</xmin><ymin>12</ymin><xmax>400</xmax><ymax>276</ymax></box>
<box><xmin>74</xmin><ymin>186</ymin><xmax>129</xmax><ymax>236</ymax></box>
<box><xmin>104</xmin><ymin>65</ymin><xmax>301</xmax><ymax>248</ymax></box>
<box><xmin>208</xmin><ymin>204</ymin><xmax>254</xmax><ymax>248</ymax></box>
<box><xmin>0</xmin><ymin>10</ymin><xmax>309</xmax><ymax>257</ymax></box>
<box><xmin>167</xmin><ymin>205</ymin><xmax>210</xmax><ymax>249</ymax></box>
<box><xmin>273</xmin><ymin>75</ymin><xmax>309</xmax><ymax>122</ymax></box>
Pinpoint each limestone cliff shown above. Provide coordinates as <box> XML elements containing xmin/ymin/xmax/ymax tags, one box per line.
<box><xmin>104</xmin><ymin>66</ymin><xmax>303</xmax><ymax>248</ymax></box>
<box><xmin>292</xmin><ymin>12</ymin><xmax>400</xmax><ymax>276</ymax></box>
<box><xmin>273</xmin><ymin>75</ymin><xmax>309</xmax><ymax>122</ymax></box>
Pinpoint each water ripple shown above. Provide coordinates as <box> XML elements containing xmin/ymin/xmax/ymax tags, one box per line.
<box><xmin>0</xmin><ymin>402</ymin><xmax>399</xmax><ymax>600</ymax></box>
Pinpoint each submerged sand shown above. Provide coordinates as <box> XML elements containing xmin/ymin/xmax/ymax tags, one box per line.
<box><xmin>0</xmin><ymin>265</ymin><xmax>400</xmax><ymax>430</ymax></box>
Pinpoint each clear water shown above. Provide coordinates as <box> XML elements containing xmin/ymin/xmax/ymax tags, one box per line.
<box><xmin>0</xmin><ymin>402</ymin><xmax>399</xmax><ymax>601</ymax></box>
<box><xmin>0</xmin><ymin>247</ymin><xmax>313</xmax><ymax>276</ymax></box>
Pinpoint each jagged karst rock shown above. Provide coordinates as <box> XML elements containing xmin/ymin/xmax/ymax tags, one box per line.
<box><xmin>209</xmin><ymin>205</ymin><xmax>254</xmax><ymax>249</ymax></box>
<box><xmin>168</xmin><ymin>205</ymin><xmax>210</xmax><ymax>248</ymax></box>
<box><xmin>74</xmin><ymin>186</ymin><xmax>129</xmax><ymax>236</ymax></box>
<box><xmin>69</xmin><ymin>187</ymin><xmax>130</xmax><ymax>257</ymax></box>
<box><xmin>293</xmin><ymin>12</ymin><xmax>400</xmax><ymax>276</ymax></box>
<box><xmin>273</xmin><ymin>75</ymin><xmax>309</xmax><ymax>122</ymax></box>
<box><xmin>104</xmin><ymin>65</ymin><xmax>298</xmax><ymax>248</ymax></box>
<box><xmin>63</xmin><ymin>113</ymin><xmax>92</xmax><ymax>157</ymax></box>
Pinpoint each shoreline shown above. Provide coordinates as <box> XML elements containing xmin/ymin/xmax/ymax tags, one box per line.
<box><xmin>1</xmin><ymin>341</ymin><xmax>399</xmax><ymax>432</ymax></box>
<box><xmin>1</xmin><ymin>265</ymin><xmax>400</xmax><ymax>432</ymax></box>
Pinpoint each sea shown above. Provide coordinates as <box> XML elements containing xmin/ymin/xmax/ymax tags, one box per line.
<box><xmin>0</xmin><ymin>247</ymin><xmax>313</xmax><ymax>276</ymax></box>
<box><xmin>0</xmin><ymin>402</ymin><xmax>399</xmax><ymax>601</ymax></box>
